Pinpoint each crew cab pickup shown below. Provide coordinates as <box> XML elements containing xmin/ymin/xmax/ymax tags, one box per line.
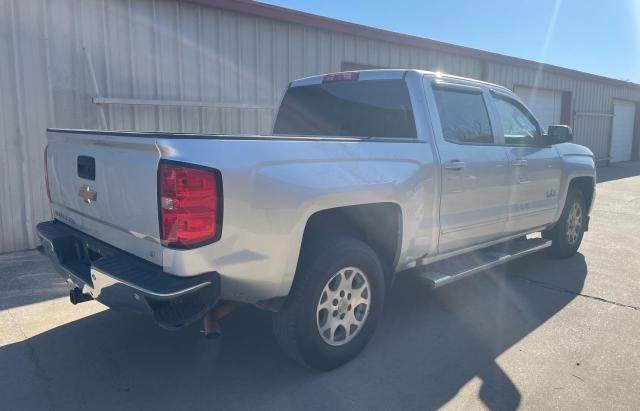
<box><xmin>38</xmin><ymin>70</ymin><xmax>595</xmax><ymax>370</ymax></box>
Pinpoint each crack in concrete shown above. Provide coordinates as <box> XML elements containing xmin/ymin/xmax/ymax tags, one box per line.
<box><xmin>515</xmin><ymin>276</ymin><xmax>640</xmax><ymax>312</ymax></box>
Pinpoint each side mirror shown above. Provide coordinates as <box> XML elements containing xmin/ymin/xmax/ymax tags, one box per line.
<box><xmin>547</xmin><ymin>125</ymin><xmax>573</xmax><ymax>144</ymax></box>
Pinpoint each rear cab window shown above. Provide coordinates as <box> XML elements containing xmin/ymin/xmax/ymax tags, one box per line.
<box><xmin>273</xmin><ymin>78</ymin><xmax>417</xmax><ymax>138</ymax></box>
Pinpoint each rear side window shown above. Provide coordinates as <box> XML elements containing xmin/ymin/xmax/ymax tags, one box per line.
<box><xmin>273</xmin><ymin>79</ymin><xmax>417</xmax><ymax>138</ymax></box>
<box><xmin>433</xmin><ymin>88</ymin><xmax>493</xmax><ymax>144</ymax></box>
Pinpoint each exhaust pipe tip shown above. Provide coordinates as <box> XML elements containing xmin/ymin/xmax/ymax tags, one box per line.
<box><xmin>69</xmin><ymin>288</ymin><xmax>92</xmax><ymax>305</ymax></box>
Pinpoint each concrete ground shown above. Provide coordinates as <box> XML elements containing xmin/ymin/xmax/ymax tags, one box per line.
<box><xmin>2</xmin><ymin>163</ymin><xmax>640</xmax><ymax>411</ymax></box>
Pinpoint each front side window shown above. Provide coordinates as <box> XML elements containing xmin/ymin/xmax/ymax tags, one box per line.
<box><xmin>432</xmin><ymin>88</ymin><xmax>494</xmax><ymax>144</ymax></box>
<box><xmin>493</xmin><ymin>96</ymin><xmax>542</xmax><ymax>146</ymax></box>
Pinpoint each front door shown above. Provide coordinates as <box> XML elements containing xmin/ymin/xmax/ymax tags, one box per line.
<box><xmin>491</xmin><ymin>93</ymin><xmax>563</xmax><ymax>234</ymax></box>
<box><xmin>428</xmin><ymin>81</ymin><xmax>510</xmax><ymax>254</ymax></box>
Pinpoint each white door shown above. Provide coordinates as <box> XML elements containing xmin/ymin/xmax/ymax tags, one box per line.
<box><xmin>514</xmin><ymin>87</ymin><xmax>562</xmax><ymax>131</ymax></box>
<box><xmin>610</xmin><ymin>100</ymin><xmax>636</xmax><ymax>163</ymax></box>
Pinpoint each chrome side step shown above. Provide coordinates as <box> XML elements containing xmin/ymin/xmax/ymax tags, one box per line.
<box><xmin>416</xmin><ymin>237</ymin><xmax>551</xmax><ymax>288</ymax></box>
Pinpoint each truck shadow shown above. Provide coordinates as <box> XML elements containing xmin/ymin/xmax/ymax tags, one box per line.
<box><xmin>0</xmin><ymin>253</ymin><xmax>587</xmax><ymax>411</ymax></box>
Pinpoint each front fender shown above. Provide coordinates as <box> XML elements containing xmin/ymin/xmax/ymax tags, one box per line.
<box><xmin>554</xmin><ymin>143</ymin><xmax>596</xmax><ymax>222</ymax></box>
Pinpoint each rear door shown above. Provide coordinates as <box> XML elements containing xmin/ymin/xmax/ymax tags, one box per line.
<box><xmin>489</xmin><ymin>92</ymin><xmax>563</xmax><ymax>234</ymax></box>
<box><xmin>46</xmin><ymin>130</ymin><xmax>163</xmax><ymax>265</ymax></box>
<box><xmin>426</xmin><ymin>79</ymin><xmax>510</xmax><ymax>253</ymax></box>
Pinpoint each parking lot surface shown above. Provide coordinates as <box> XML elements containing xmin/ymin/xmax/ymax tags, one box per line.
<box><xmin>2</xmin><ymin>163</ymin><xmax>639</xmax><ymax>410</ymax></box>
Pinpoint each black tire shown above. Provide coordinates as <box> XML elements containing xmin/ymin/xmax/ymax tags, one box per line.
<box><xmin>273</xmin><ymin>236</ymin><xmax>385</xmax><ymax>370</ymax></box>
<box><xmin>543</xmin><ymin>188</ymin><xmax>587</xmax><ymax>258</ymax></box>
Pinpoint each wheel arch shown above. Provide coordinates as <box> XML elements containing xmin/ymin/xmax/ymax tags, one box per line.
<box><xmin>568</xmin><ymin>176</ymin><xmax>595</xmax><ymax>213</ymax></box>
<box><xmin>298</xmin><ymin>202</ymin><xmax>403</xmax><ymax>275</ymax></box>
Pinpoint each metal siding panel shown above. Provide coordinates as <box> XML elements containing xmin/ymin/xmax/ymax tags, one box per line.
<box><xmin>289</xmin><ymin>24</ymin><xmax>304</xmax><ymax>80</ymax></box>
<box><xmin>15</xmin><ymin>0</ymin><xmax>50</xmax><ymax>243</ymax></box>
<box><xmin>70</xmin><ymin>0</ymin><xmax>86</xmax><ymax>129</ymax></box>
<box><xmin>389</xmin><ymin>45</ymin><xmax>400</xmax><ymax>67</ymax></box>
<box><xmin>256</xmin><ymin>19</ymin><xmax>274</xmax><ymax>134</ymax></box>
<box><xmin>355</xmin><ymin>35</ymin><xmax>367</xmax><ymax>67</ymax></box>
<box><xmin>200</xmin><ymin>7</ymin><xmax>219</xmax><ymax>133</ymax></box>
<box><xmin>157</xmin><ymin>0</ymin><xmax>181</xmax><ymax>132</ymax></box>
<box><xmin>223</xmin><ymin>10</ymin><xmax>241</xmax><ymax>134</ymax></box>
<box><xmin>400</xmin><ymin>46</ymin><xmax>411</xmax><ymax>68</ymax></box>
<box><xmin>106</xmin><ymin>0</ymin><xmax>135</xmax><ymax>130</ymax></box>
<box><xmin>48</xmin><ymin>0</ymin><xmax>75</xmax><ymax>129</ymax></box>
<box><xmin>343</xmin><ymin>34</ymin><xmax>356</xmax><ymax>66</ymax></box>
<box><xmin>196</xmin><ymin>4</ymin><xmax>208</xmax><ymax>132</ymax></box>
<box><xmin>79</xmin><ymin>0</ymin><xmax>107</xmax><ymax>130</ymax></box>
<box><xmin>382</xmin><ymin>41</ymin><xmax>393</xmax><ymax>67</ymax></box>
<box><xmin>317</xmin><ymin>29</ymin><xmax>332</xmax><ymax>75</ymax></box>
<box><xmin>4</xmin><ymin>0</ymin><xmax>36</xmax><ymax>250</ymax></box>
<box><xmin>238</xmin><ymin>15</ymin><xmax>257</xmax><ymax>134</ymax></box>
<box><xmin>367</xmin><ymin>39</ymin><xmax>378</xmax><ymax>67</ymax></box>
<box><xmin>179</xmin><ymin>2</ymin><xmax>204</xmax><ymax>133</ymax></box>
<box><xmin>273</xmin><ymin>21</ymin><xmax>290</xmax><ymax>100</ymax></box>
<box><xmin>408</xmin><ymin>47</ymin><xmax>419</xmax><ymax>69</ymax></box>
<box><xmin>3</xmin><ymin>0</ymin><xmax>640</xmax><ymax>252</ymax></box>
<box><xmin>131</xmin><ymin>0</ymin><xmax>159</xmax><ymax>131</ymax></box>
<box><xmin>0</xmin><ymin>0</ymin><xmax>25</xmax><ymax>251</ymax></box>
<box><xmin>329</xmin><ymin>31</ymin><xmax>342</xmax><ymax>70</ymax></box>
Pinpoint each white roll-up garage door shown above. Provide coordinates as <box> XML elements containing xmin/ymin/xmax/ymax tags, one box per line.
<box><xmin>514</xmin><ymin>87</ymin><xmax>562</xmax><ymax>131</ymax></box>
<box><xmin>610</xmin><ymin>100</ymin><xmax>636</xmax><ymax>163</ymax></box>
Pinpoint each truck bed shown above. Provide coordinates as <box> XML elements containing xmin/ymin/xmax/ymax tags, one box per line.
<box><xmin>45</xmin><ymin>127</ymin><xmax>436</xmax><ymax>303</ymax></box>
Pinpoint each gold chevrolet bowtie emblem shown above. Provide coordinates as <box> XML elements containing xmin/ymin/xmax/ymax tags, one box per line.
<box><xmin>79</xmin><ymin>185</ymin><xmax>97</xmax><ymax>204</ymax></box>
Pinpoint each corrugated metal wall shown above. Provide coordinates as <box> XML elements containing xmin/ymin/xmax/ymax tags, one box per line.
<box><xmin>1</xmin><ymin>0</ymin><xmax>639</xmax><ymax>253</ymax></box>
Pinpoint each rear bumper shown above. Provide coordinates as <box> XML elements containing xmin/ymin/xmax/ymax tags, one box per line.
<box><xmin>36</xmin><ymin>220</ymin><xmax>220</xmax><ymax>329</ymax></box>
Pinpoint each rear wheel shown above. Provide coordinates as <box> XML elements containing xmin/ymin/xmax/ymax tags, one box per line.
<box><xmin>544</xmin><ymin>188</ymin><xmax>587</xmax><ymax>258</ymax></box>
<box><xmin>273</xmin><ymin>237</ymin><xmax>384</xmax><ymax>370</ymax></box>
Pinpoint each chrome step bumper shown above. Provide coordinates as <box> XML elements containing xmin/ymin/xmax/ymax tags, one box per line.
<box><xmin>37</xmin><ymin>220</ymin><xmax>221</xmax><ymax>329</ymax></box>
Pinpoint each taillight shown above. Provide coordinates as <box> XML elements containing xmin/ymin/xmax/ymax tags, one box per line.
<box><xmin>323</xmin><ymin>71</ymin><xmax>359</xmax><ymax>82</ymax></box>
<box><xmin>158</xmin><ymin>161</ymin><xmax>222</xmax><ymax>248</ymax></box>
<box><xmin>44</xmin><ymin>145</ymin><xmax>50</xmax><ymax>201</ymax></box>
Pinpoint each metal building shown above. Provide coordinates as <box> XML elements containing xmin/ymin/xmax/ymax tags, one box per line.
<box><xmin>1</xmin><ymin>0</ymin><xmax>639</xmax><ymax>253</ymax></box>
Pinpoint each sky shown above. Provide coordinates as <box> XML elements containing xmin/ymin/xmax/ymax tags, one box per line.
<box><xmin>261</xmin><ymin>0</ymin><xmax>640</xmax><ymax>84</ymax></box>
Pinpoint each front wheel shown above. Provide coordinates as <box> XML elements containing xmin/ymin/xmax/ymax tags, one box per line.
<box><xmin>273</xmin><ymin>237</ymin><xmax>385</xmax><ymax>370</ymax></box>
<box><xmin>544</xmin><ymin>188</ymin><xmax>587</xmax><ymax>258</ymax></box>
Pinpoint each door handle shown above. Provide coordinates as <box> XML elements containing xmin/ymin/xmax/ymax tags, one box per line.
<box><xmin>444</xmin><ymin>160</ymin><xmax>466</xmax><ymax>170</ymax></box>
<box><xmin>511</xmin><ymin>159</ymin><xmax>528</xmax><ymax>167</ymax></box>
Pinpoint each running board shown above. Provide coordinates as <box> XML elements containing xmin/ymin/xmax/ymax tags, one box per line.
<box><xmin>416</xmin><ymin>237</ymin><xmax>552</xmax><ymax>288</ymax></box>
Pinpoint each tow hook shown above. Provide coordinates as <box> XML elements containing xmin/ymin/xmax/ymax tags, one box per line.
<box><xmin>69</xmin><ymin>287</ymin><xmax>93</xmax><ymax>305</ymax></box>
<box><xmin>201</xmin><ymin>301</ymin><xmax>242</xmax><ymax>338</ymax></box>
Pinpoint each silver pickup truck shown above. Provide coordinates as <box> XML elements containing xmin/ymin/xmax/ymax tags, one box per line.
<box><xmin>38</xmin><ymin>69</ymin><xmax>595</xmax><ymax>370</ymax></box>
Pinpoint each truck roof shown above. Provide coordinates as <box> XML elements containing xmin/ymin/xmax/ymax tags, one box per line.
<box><xmin>289</xmin><ymin>69</ymin><xmax>512</xmax><ymax>94</ymax></box>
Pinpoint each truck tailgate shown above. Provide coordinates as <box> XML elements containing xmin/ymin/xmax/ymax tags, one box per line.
<box><xmin>46</xmin><ymin>130</ymin><xmax>162</xmax><ymax>265</ymax></box>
